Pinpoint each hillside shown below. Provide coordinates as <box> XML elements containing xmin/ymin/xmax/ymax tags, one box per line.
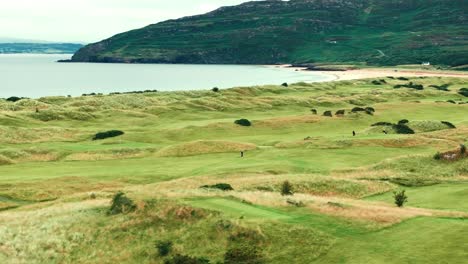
<box><xmin>71</xmin><ymin>0</ymin><xmax>467</xmax><ymax>66</ymax></box>
<box><xmin>0</xmin><ymin>43</ymin><xmax>83</xmax><ymax>54</ymax></box>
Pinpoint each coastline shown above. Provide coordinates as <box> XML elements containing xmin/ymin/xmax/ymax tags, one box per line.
<box><xmin>272</xmin><ymin>64</ymin><xmax>468</xmax><ymax>82</ymax></box>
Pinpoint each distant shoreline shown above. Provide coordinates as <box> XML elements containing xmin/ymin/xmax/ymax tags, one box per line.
<box><xmin>272</xmin><ymin>64</ymin><xmax>468</xmax><ymax>82</ymax></box>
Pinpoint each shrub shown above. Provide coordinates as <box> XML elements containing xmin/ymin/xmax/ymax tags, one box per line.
<box><xmin>335</xmin><ymin>109</ymin><xmax>345</xmax><ymax>116</ymax></box>
<box><xmin>398</xmin><ymin>119</ymin><xmax>409</xmax><ymax>125</ymax></box>
<box><xmin>441</xmin><ymin>121</ymin><xmax>456</xmax><ymax>129</ymax></box>
<box><xmin>461</xmin><ymin>144</ymin><xmax>466</xmax><ymax>155</ymax></box>
<box><xmin>447</xmin><ymin>100</ymin><xmax>456</xmax><ymax>104</ymax></box>
<box><xmin>371</xmin><ymin>79</ymin><xmax>386</xmax><ymax>85</ymax></box>
<box><xmin>372</xmin><ymin>122</ymin><xmax>393</xmax><ymax>127</ymax></box>
<box><xmin>393</xmin><ymin>190</ymin><xmax>408</xmax><ymax>207</ymax></box>
<box><xmin>281</xmin><ymin>82</ymin><xmax>288</xmax><ymax>87</ymax></box>
<box><xmin>156</xmin><ymin>240</ymin><xmax>173</xmax><ymax>257</ymax></box>
<box><xmin>429</xmin><ymin>84</ymin><xmax>450</xmax><ymax>91</ymax></box>
<box><xmin>212</xmin><ymin>87</ymin><xmax>219</xmax><ymax>92</ymax></box>
<box><xmin>323</xmin><ymin>111</ymin><xmax>333</xmax><ymax>117</ymax></box>
<box><xmin>433</xmin><ymin>152</ymin><xmax>442</xmax><ymax>160</ymax></box>
<box><xmin>235</xmin><ymin>119</ymin><xmax>252</xmax><ymax>127</ymax></box>
<box><xmin>311</xmin><ymin>109</ymin><xmax>318</xmax><ymax>115</ymax></box>
<box><xmin>365</xmin><ymin>107</ymin><xmax>375</xmax><ymax>113</ymax></box>
<box><xmin>108</xmin><ymin>191</ymin><xmax>136</xmax><ymax>215</ymax></box>
<box><xmin>200</xmin><ymin>183</ymin><xmax>234</xmax><ymax>191</ymax></box>
<box><xmin>351</xmin><ymin>107</ymin><xmax>366</xmax><ymax>112</ymax></box>
<box><xmin>224</xmin><ymin>243</ymin><xmax>264</xmax><ymax>264</ymax></box>
<box><xmin>393</xmin><ymin>124</ymin><xmax>415</xmax><ymax>134</ymax></box>
<box><xmin>397</xmin><ymin>77</ymin><xmax>409</xmax><ymax>81</ymax></box>
<box><xmin>394</xmin><ymin>82</ymin><xmax>424</xmax><ymax>90</ymax></box>
<box><xmin>6</xmin><ymin>96</ymin><xmax>24</xmax><ymax>102</ymax></box>
<box><xmin>93</xmin><ymin>130</ymin><xmax>124</xmax><ymax>140</ymax></box>
<box><xmin>458</xmin><ymin>88</ymin><xmax>468</xmax><ymax>97</ymax></box>
<box><xmin>281</xmin><ymin>181</ymin><xmax>293</xmax><ymax>196</ymax></box>
<box><xmin>164</xmin><ymin>254</ymin><xmax>210</xmax><ymax>264</ymax></box>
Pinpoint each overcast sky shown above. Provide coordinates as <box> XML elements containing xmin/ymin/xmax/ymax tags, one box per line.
<box><xmin>0</xmin><ymin>0</ymin><xmax>252</xmax><ymax>43</ymax></box>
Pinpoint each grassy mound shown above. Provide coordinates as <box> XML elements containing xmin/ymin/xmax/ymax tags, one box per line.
<box><xmin>157</xmin><ymin>140</ymin><xmax>257</xmax><ymax>157</ymax></box>
<box><xmin>0</xmin><ymin>155</ymin><xmax>14</xmax><ymax>166</ymax></box>
<box><xmin>408</xmin><ymin>121</ymin><xmax>456</xmax><ymax>133</ymax></box>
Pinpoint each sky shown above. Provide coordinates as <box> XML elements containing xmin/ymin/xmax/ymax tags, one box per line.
<box><xmin>0</xmin><ymin>0</ymin><xmax>252</xmax><ymax>43</ymax></box>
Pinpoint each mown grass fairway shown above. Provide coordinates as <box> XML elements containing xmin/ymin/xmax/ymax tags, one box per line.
<box><xmin>0</xmin><ymin>76</ymin><xmax>467</xmax><ymax>263</ymax></box>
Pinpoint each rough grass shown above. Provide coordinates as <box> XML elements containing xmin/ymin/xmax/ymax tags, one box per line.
<box><xmin>157</xmin><ymin>140</ymin><xmax>256</xmax><ymax>157</ymax></box>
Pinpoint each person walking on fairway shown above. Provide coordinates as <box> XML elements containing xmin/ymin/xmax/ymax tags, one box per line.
<box><xmin>353</xmin><ymin>131</ymin><xmax>356</xmax><ymax>137</ymax></box>
<box><xmin>240</xmin><ymin>151</ymin><xmax>244</xmax><ymax>158</ymax></box>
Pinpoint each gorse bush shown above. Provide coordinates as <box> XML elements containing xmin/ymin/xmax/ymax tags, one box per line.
<box><xmin>6</xmin><ymin>96</ymin><xmax>25</xmax><ymax>102</ymax></box>
<box><xmin>393</xmin><ymin>124</ymin><xmax>415</xmax><ymax>134</ymax></box>
<box><xmin>372</xmin><ymin>122</ymin><xmax>393</xmax><ymax>127</ymax></box>
<box><xmin>458</xmin><ymin>88</ymin><xmax>468</xmax><ymax>97</ymax></box>
<box><xmin>108</xmin><ymin>191</ymin><xmax>136</xmax><ymax>215</ymax></box>
<box><xmin>211</xmin><ymin>87</ymin><xmax>220</xmax><ymax>92</ymax></box>
<box><xmin>323</xmin><ymin>111</ymin><xmax>333</xmax><ymax>117</ymax></box>
<box><xmin>200</xmin><ymin>183</ymin><xmax>234</xmax><ymax>191</ymax></box>
<box><xmin>164</xmin><ymin>254</ymin><xmax>210</xmax><ymax>264</ymax></box>
<box><xmin>224</xmin><ymin>243</ymin><xmax>264</xmax><ymax>264</ymax></box>
<box><xmin>335</xmin><ymin>109</ymin><xmax>345</xmax><ymax>116</ymax></box>
<box><xmin>93</xmin><ymin>130</ymin><xmax>124</xmax><ymax>140</ymax></box>
<box><xmin>394</xmin><ymin>82</ymin><xmax>424</xmax><ymax>90</ymax></box>
<box><xmin>311</xmin><ymin>109</ymin><xmax>318</xmax><ymax>115</ymax></box>
<box><xmin>460</xmin><ymin>144</ymin><xmax>466</xmax><ymax>155</ymax></box>
<box><xmin>281</xmin><ymin>181</ymin><xmax>294</xmax><ymax>196</ymax></box>
<box><xmin>441</xmin><ymin>121</ymin><xmax>456</xmax><ymax>129</ymax></box>
<box><xmin>429</xmin><ymin>84</ymin><xmax>450</xmax><ymax>91</ymax></box>
<box><xmin>393</xmin><ymin>190</ymin><xmax>408</xmax><ymax>207</ymax></box>
<box><xmin>281</xmin><ymin>82</ymin><xmax>288</xmax><ymax>87</ymax></box>
<box><xmin>398</xmin><ymin>119</ymin><xmax>409</xmax><ymax>125</ymax></box>
<box><xmin>156</xmin><ymin>240</ymin><xmax>173</xmax><ymax>256</ymax></box>
<box><xmin>235</xmin><ymin>119</ymin><xmax>252</xmax><ymax>127</ymax></box>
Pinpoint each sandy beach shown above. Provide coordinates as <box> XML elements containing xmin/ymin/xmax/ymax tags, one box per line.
<box><xmin>316</xmin><ymin>68</ymin><xmax>468</xmax><ymax>81</ymax></box>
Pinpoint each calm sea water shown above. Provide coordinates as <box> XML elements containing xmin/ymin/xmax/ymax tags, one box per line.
<box><xmin>0</xmin><ymin>54</ymin><xmax>334</xmax><ymax>98</ymax></box>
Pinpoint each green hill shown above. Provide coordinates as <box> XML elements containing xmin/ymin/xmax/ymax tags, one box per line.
<box><xmin>71</xmin><ymin>0</ymin><xmax>467</xmax><ymax>66</ymax></box>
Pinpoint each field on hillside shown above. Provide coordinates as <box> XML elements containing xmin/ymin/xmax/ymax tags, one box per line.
<box><xmin>0</xmin><ymin>76</ymin><xmax>467</xmax><ymax>263</ymax></box>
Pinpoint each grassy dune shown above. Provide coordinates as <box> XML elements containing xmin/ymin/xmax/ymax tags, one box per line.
<box><xmin>0</xmin><ymin>76</ymin><xmax>467</xmax><ymax>263</ymax></box>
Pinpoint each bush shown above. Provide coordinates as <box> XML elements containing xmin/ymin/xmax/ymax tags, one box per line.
<box><xmin>397</xmin><ymin>77</ymin><xmax>409</xmax><ymax>81</ymax></box>
<box><xmin>108</xmin><ymin>191</ymin><xmax>136</xmax><ymax>215</ymax></box>
<box><xmin>393</xmin><ymin>190</ymin><xmax>408</xmax><ymax>207</ymax></box>
<box><xmin>200</xmin><ymin>183</ymin><xmax>234</xmax><ymax>191</ymax></box>
<box><xmin>281</xmin><ymin>82</ymin><xmax>288</xmax><ymax>87</ymax></box>
<box><xmin>323</xmin><ymin>111</ymin><xmax>333</xmax><ymax>117</ymax></box>
<box><xmin>458</xmin><ymin>88</ymin><xmax>468</xmax><ymax>97</ymax></box>
<box><xmin>211</xmin><ymin>87</ymin><xmax>219</xmax><ymax>92</ymax></box>
<box><xmin>393</xmin><ymin>124</ymin><xmax>415</xmax><ymax>134</ymax></box>
<box><xmin>335</xmin><ymin>109</ymin><xmax>345</xmax><ymax>116</ymax></box>
<box><xmin>447</xmin><ymin>100</ymin><xmax>456</xmax><ymax>104</ymax></box>
<box><xmin>461</xmin><ymin>144</ymin><xmax>466</xmax><ymax>155</ymax></box>
<box><xmin>398</xmin><ymin>119</ymin><xmax>409</xmax><ymax>125</ymax></box>
<box><xmin>394</xmin><ymin>82</ymin><xmax>424</xmax><ymax>90</ymax></box>
<box><xmin>93</xmin><ymin>130</ymin><xmax>124</xmax><ymax>140</ymax></box>
<box><xmin>441</xmin><ymin>121</ymin><xmax>456</xmax><ymax>129</ymax></box>
<box><xmin>235</xmin><ymin>119</ymin><xmax>252</xmax><ymax>127</ymax></box>
<box><xmin>6</xmin><ymin>96</ymin><xmax>24</xmax><ymax>102</ymax></box>
<box><xmin>433</xmin><ymin>152</ymin><xmax>442</xmax><ymax>160</ymax></box>
<box><xmin>351</xmin><ymin>107</ymin><xmax>366</xmax><ymax>113</ymax></box>
<box><xmin>156</xmin><ymin>240</ymin><xmax>173</xmax><ymax>256</ymax></box>
<box><xmin>429</xmin><ymin>84</ymin><xmax>450</xmax><ymax>91</ymax></box>
<box><xmin>372</xmin><ymin>122</ymin><xmax>393</xmax><ymax>127</ymax></box>
<box><xmin>224</xmin><ymin>243</ymin><xmax>264</xmax><ymax>264</ymax></box>
<box><xmin>281</xmin><ymin>181</ymin><xmax>293</xmax><ymax>196</ymax></box>
<box><xmin>365</xmin><ymin>107</ymin><xmax>375</xmax><ymax>113</ymax></box>
<box><xmin>164</xmin><ymin>254</ymin><xmax>210</xmax><ymax>264</ymax></box>
<box><xmin>311</xmin><ymin>109</ymin><xmax>317</xmax><ymax>115</ymax></box>
<box><xmin>371</xmin><ymin>79</ymin><xmax>386</xmax><ymax>85</ymax></box>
